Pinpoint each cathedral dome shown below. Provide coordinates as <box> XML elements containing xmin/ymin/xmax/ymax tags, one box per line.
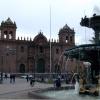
<box><xmin>33</xmin><ymin>31</ymin><xmax>47</xmax><ymax>44</ymax></box>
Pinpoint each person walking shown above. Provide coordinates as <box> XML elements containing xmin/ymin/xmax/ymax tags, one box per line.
<box><xmin>30</xmin><ymin>77</ymin><xmax>35</xmax><ymax>87</ymax></box>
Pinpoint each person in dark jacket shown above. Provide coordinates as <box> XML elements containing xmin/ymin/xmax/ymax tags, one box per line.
<box><xmin>26</xmin><ymin>75</ymin><xmax>29</xmax><ymax>82</ymax></box>
<box><xmin>30</xmin><ymin>77</ymin><xmax>35</xmax><ymax>87</ymax></box>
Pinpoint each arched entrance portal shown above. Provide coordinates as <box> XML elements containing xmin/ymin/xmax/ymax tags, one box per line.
<box><xmin>19</xmin><ymin>64</ymin><xmax>25</xmax><ymax>73</ymax></box>
<box><xmin>37</xmin><ymin>59</ymin><xmax>45</xmax><ymax>73</ymax></box>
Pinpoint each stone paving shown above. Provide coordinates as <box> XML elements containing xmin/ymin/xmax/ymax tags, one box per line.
<box><xmin>0</xmin><ymin>78</ymin><xmax>52</xmax><ymax>99</ymax></box>
<box><xmin>0</xmin><ymin>78</ymin><xmax>99</xmax><ymax>99</ymax></box>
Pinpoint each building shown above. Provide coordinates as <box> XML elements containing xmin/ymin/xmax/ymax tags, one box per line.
<box><xmin>0</xmin><ymin>18</ymin><xmax>75</xmax><ymax>73</ymax></box>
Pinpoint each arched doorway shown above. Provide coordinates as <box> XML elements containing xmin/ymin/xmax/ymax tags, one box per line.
<box><xmin>19</xmin><ymin>64</ymin><xmax>25</xmax><ymax>73</ymax></box>
<box><xmin>37</xmin><ymin>59</ymin><xmax>45</xmax><ymax>73</ymax></box>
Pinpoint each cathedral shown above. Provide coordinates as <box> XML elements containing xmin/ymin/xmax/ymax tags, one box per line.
<box><xmin>0</xmin><ymin>18</ymin><xmax>75</xmax><ymax>73</ymax></box>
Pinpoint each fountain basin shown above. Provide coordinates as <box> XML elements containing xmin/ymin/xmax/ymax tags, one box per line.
<box><xmin>28</xmin><ymin>85</ymin><xmax>74</xmax><ymax>99</ymax></box>
<box><xmin>28</xmin><ymin>85</ymin><xmax>100</xmax><ymax>99</ymax></box>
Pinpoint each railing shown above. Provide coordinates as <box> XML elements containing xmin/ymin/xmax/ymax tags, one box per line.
<box><xmin>10</xmin><ymin>72</ymin><xmax>73</xmax><ymax>80</ymax></box>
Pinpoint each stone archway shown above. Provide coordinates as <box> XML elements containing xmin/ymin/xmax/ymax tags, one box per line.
<box><xmin>19</xmin><ymin>64</ymin><xmax>25</xmax><ymax>73</ymax></box>
<box><xmin>37</xmin><ymin>59</ymin><xmax>45</xmax><ymax>73</ymax></box>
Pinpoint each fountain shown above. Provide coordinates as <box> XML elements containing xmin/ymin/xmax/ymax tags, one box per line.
<box><xmin>28</xmin><ymin>14</ymin><xmax>100</xmax><ymax>99</ymax></box>
<box><xmin>64</xmin><ymin>14</ymin><xmax>100</xmax><ymax>96</ymax></box>
<box><xmin>75</xmin><ymin>80</ymin><xmax>79</xmax><ymax>94</ymax></box>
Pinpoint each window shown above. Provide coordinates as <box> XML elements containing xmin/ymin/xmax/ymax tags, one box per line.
<box><xmin>4</xmin><ymin>31</ymin><xmax>7</xmax><ymax>39</ymax></box>
<box><xmin>56</xmin><ymin>48</ymin><xmax>59</xmax><ymax>54</ymax></box>
<box><xmin>9</xmin><ymin>31</ymin><xmax>13</xmax><ymax>39</ymax></box>
<box><xmin>66</xmin><ymin>36</ymin><xmax>68</xmax><ymax>43</ymax></box>
<box><xmin>9</xmin><ymin>34</ymin><xmax>12</xmax><ymax>39</ymax></box>
<box><xmin>4</xmin><ymin>34</ymin><xmax>7</xmax><ymax>39</ymax></box>
<box><xmin>4</xmin><ymin>31</ymin><xmax>7</xmax><ymax>34</ymax></box>
<box><xmin>39</xmin><ymin>46</ymin><xmax>43</xmax><ymax>53</ymax></box>
<box><xmin>21</xmin><ymin>46</ymin><xmax>24</xmax><ymax>52</ymax></box>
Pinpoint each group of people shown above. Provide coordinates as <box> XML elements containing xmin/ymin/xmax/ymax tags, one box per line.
<box><xmin>0</xmin><ymin>72</ymin><xmax>35</xmax><ymax>86</ymax></box>
<box><xmin>26</xmin><ymin>75</ymin><xmax>35</xmax><ymax>86</ymax></box>
<box><xmin>0</xmin><ymin>73</ymin><xmax>16</xmax><ymax>84</ymax></box>
<box><xmin>10</xmin><ymin>74</ymin><xmax>16</xmax><ymax>83</ymax></box>
<box><xmin>0</xmin><ymin>73</ymin><xmax>8</xmax><ymax>81</ymax></box>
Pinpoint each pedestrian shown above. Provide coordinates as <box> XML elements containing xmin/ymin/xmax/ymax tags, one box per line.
<box><xmin>10</xmin><ymin>74</ymin><xmax>12</xmax><ymax>83</ymax></box>
<box><xmin>5</xmin><ymin>73</ymin><xmax>7</xmax><ymax>80</ymax></box>
<box><xmin>30</xmin><ymin>77</ymin><xmax>35</xmax><ymax>87</ymax></box>
<box><xmin>13</xmin><ymin>74</ymin><xmax>16</xmax><ymax>83</ymax></box>
<box><xmin>54</xmin><ymin>77</ymin><xmax>61</xmax><ymax>88</ymax></box>
<box><xmin>26</xmin><ymin>75</ymin><xmax>29</xmax><ymax>82</ymax></box>
<box><xmin>0</xmin><ymin>72</ymin><xmax>3</xmax><ymax>82</ymax></box>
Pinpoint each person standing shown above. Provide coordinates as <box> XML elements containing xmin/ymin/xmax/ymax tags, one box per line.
<box><xmin>0</xmin><ymin>72</ymin><xmax>3</xmax><ymax>83</ymax></box>
<box><xmin>26</xmin><ymin>75</ymin><xmax>29</xmax><ymax>82</ymax></box>
<box><xmin>5</xmin><ymin>73</ymin><xmax>7</xmax><ymax>80</ymax></box>
<box><xmin>13</xmin><ymin>74</ymin><xmax>16</xmax><ymax>83</ymax></box>
<box><xmin>10</xmin><ymin>74</ymin><xmax>12</xmax><ymax>83</ymax></box>
<box><xmin>30</xmin><ymin>77</ymin><xmax>35</xmax><ymax>87</ymax></box>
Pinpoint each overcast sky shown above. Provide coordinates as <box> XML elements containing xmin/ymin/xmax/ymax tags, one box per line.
<box><xmin>0</xmin><ymin>0</ymin><xmax>100</xmax><ymax>45</ymax></box>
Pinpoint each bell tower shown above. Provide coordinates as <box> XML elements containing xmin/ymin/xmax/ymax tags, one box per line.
<box><xmin>58</xmin><ymin>24</ymin><xmax>75</xmax><ymax>44</ymax></box>
<box><xmin>0</xmin><ymin>17</ymin><xmax>17</xmax><ymax>40</ymax></box>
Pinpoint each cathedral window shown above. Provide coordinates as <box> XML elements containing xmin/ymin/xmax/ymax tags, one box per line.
<box><xmin>9</xmin><ymin>34</ymin><xmax>12</xmax><ymax>39</ymax></box>
<box><xmin>21</xmin><ymin>46</ymin><xmax>24</xmax><ymax>52</ymax></box>
<box><xmin>4</xmin><ymin>31</ymin><xmax>7</xmax><ymax>34</ymax></box>
<box><xmin>9</xmin><ymin>31</ymin><xmax>13</xmax><ymax>39</ymax></box>
<box><xmin>39</xmin><ymin>46</ymin><xmax>43</xmax><ymax>53</ymax></box>
<box><xmin>66</xmin><ymin>36</ymin><xmax>68</xmax><ymax>43</ymax></box>
<box><xmin>4</xmin><ymin>31</ymin><xmax>7</xmax><ymax>39</ymax></box>
<box><xmin>4</xmin><ymin>34</ymin><xmax>7</xmax><ymax>39</ymax></box>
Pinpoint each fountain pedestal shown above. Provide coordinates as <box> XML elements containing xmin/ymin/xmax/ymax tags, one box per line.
<box><xmin>75</xmin><ymin>80</ymin><xmax>79</xmax><ymax>94</ymax></box>
<box><xmin>83</xmin><ymin>62</ymin><xmax>91</xmax><ymax>84</ymax></box>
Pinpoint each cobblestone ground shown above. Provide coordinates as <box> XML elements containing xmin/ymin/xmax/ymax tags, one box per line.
<box><xmin>0</xmin><ymin>78</ymin><xmax>52</xmax><ymax>99</ymax></box>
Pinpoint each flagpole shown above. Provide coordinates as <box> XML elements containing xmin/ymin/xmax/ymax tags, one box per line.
<box><xmin>50</xmin><ymin>5</ymin><xmax>52</xmax><ymax>74</ymax></box>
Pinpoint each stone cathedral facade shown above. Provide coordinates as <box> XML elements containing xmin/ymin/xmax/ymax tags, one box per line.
<box><xmin>0</xmin><ymin>18</ymin><xmax>75</xmax><ymax>73</ymax></box>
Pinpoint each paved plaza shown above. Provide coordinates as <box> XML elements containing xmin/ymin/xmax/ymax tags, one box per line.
<box><xmin>0</xmin><ymin>77</ymin><xmax>100</xmax><ymax>99</ymax></box>
<box><xmin>0</xmin><ymin>78</ymin><xmax>52</xmax><ymax>99</ymax></box>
